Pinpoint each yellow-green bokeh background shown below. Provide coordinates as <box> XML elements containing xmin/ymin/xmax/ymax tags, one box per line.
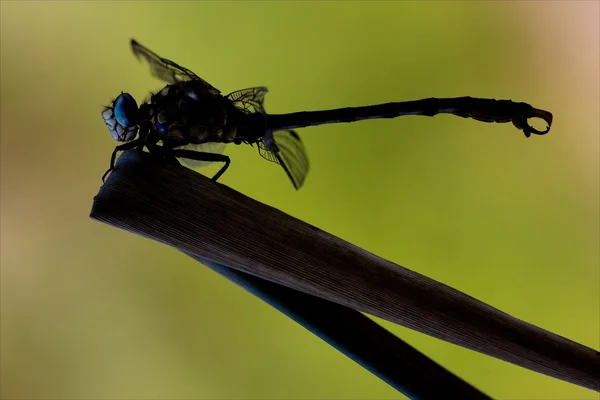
<box><xmin>1</xmin><ymin>1</ymin><xmax>598</xmax><ymax>399</ymax></box>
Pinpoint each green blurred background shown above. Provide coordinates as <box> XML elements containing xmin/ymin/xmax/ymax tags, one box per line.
<box><xmin>1</xmin><ymin>1</ymin><xmax>598</xmax><ymax>399</ymax></box>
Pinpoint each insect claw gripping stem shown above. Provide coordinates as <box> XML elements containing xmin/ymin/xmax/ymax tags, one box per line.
<box><xmin>102</xmin><ymin>138</ymin><xmax>144</xmax><ymax>182</ymax></box>
<box><xmin>514</xmin><ymin>107</ymin><xmax>554</xmax><ymax>138</ymax></box>
<box><xmin>101</xmin><ymin>148</ymin><xmax>119</xmax><ymax>182</ymax></box>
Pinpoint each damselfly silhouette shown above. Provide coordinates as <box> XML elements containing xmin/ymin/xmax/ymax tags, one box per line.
<box><xmin>102</xmin><ymin>39</ymin><xmax>553</xmax><ymax>189</ymax></box>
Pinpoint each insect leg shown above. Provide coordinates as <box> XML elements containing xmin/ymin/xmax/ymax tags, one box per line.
<box><xmin>147</xmin><ymin>134</ymin><xmax>184</xmax><ymax>167</ymax></box>
<box><xmin>170</xmin><ymin>149</ymin><xmax>231</xmax><ymax>181</ymax></box>
<box><xmin>102</xmin><ymin>139</ymin><xmax>142</xmax><ymax>182</ymax></box>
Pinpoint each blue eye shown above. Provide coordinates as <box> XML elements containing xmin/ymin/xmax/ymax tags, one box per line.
<box><xmin>113</xmin><ymin>93</ymin><xmax>138</xmax><ymax>128</ymax></box>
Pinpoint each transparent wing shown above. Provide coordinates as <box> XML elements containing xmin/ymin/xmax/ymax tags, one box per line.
<box><xmin>130</xmin><ymin>39</ymin><xmax>221</xmax><ymax>96</ymax></box>
<box><xmin>225</xmin><ymin>87</ymin><xmax>268</xmax><ymax>114</ymax></box>
<box><xmin>179</xmin><ymin>142</ymin><xmax>227</xmax><ymax>168</ymax></box>
<box><xmin>258</xmin><ymin>130</ymin><xmax>309</xmax><ymax>190</ymax></box>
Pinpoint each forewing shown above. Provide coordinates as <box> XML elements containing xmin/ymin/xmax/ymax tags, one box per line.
<box><xmin>226</xmin><ymin>87</ymin><xmax>268</xmax><ymax>114</ymax></box>
<box><xmin>258</xmin><ymin>130</ymin><xmax>309</xmax><ymax>190</ymax></box>
<box><xmin>179</xmin><ymin>142</ymin><xmax>227</xmax><ymax>168</ymax></box>
<box><xmin>130</xmin><ymin>39</ymin><xmax>220</xmax><ymax>96</ymax></box>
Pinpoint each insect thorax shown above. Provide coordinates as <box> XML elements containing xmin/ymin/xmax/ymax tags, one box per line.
<box><xmin>148</xmin><ymin>83</ymin><xmax>241</xmax><ymax>144</ymax></box>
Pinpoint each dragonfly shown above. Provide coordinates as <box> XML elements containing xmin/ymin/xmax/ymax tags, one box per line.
<box><xmin>101</xmin><ymin>39</ymin><xmax>553</xmax><ymax>189</ymax></box>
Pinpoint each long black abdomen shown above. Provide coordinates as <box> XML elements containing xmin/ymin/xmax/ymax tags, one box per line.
<box><xmin>264</xmin><ymin>97</ymin><xmax>552</xmax><ymax>137</ymax></box>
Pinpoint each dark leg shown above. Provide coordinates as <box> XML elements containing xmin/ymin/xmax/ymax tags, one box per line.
<box><xmin>170</xmin><ymin>149</ymin><xmax>231</xmax><ymax>182</ymax></box>
<box><xmin>102</xmin><ymin>139</ymin><xmax>142</xmax><ymax>182</ymax></box>
<box><xmin>147</xmin><ymin>135</ymin><xmax>183</xmax><ymax>167</ymax></box>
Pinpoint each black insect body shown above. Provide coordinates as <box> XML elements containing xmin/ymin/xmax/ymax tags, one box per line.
<box><xmin>102</xmin><ymin>39</ymin><xmax>553</xmax><ymax>189</ymax></box>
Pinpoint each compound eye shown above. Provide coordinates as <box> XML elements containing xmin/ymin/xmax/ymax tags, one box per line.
<box><xmin>113</xmin><ymin>93</ymin><xmax>139</xmax><ymax>128</ymax></box>
<box><xmin>102</xmin><ymin>100</ymin><xmax>138</xmax><ymax>142</ymax></box>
